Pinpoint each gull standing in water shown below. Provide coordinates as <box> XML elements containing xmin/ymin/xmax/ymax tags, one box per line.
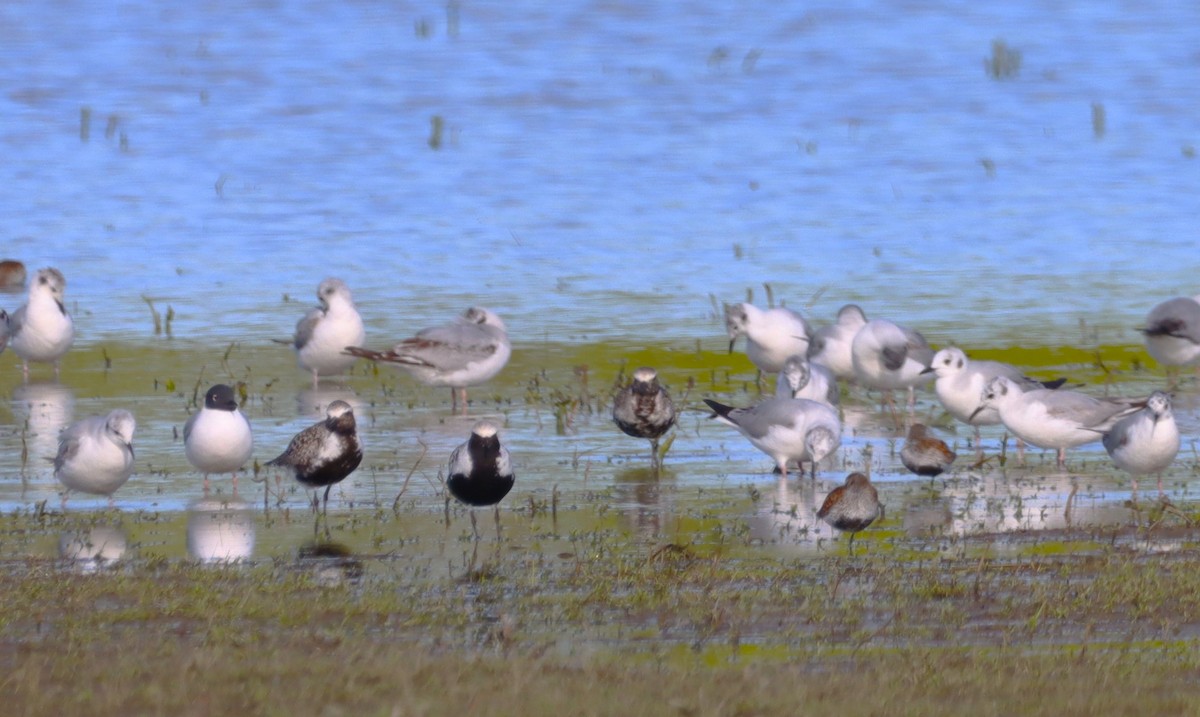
<box><xmin>817</xmin><ymin>472</ymin><xmax>884</xmax><ymax>554</ymax></box>
<box><xmin>5</xmin><ymin>267</ymin><xmax>75</xmax><ymax>381</ymax></box>
<box><xmin>612</xmin><ymin>367</ymin><xmax>677</xmax><ymax>469</ymax></box>
<box><xmin>704</xmin><ymin>397</ymin><xmax>841</xmax><ymax>480</ymax></box>
<box><xmin>972</xmin><ymin>376</ymin><xmax>1137</xmax><ymax>470</ymax></box>
<box><xmin>267</xmin><ymin>400</ymin><xmax>362</xmax><ymax>513</ymax></box>
<box><xmin>808</xmin><ymin>304</ymin><xmax>868</xmax><ymax>382</ymax></box>
<box><xmin>923</xmin><ymin>347</ymin><xmax>1066</xmax><ymax>442</ymax></box>
<box><xmin>1102</xmin><ymin>391</ymin><xmax>1179</xmax><ymax>495</ymax></box>
<box><xmin>281</xmin><ymin>278</ymin><xmax>366</xmax><ymax>388</ymax></box>
<box><xmin>775</xmin><ymin>355</ymin><xmax>840</xmax><ymax>406</ymax></box>
<box><xmin>185</xmin><ymin>384</ymin><xmax>254</xmax><ymax>493</ymax></box>
<box><xmin>850</xmin><ymin>317</ymin><xmax>933</xmax><ymax>413</ymax></box>
<box><xmin>54</xmin><ymin>409</ymin><xmax>136</xmax><ymax>505</ymax></box>
<box><xmin>447</xmin><ymin>419</ymin><xmax>515</xmax><ymax>539</ymax></box>
<box><xmin>1140</xmin><ymin>296</ymin><xmax>1200</xmax><ymax>383</ymax></box>
<box><xmin>345</xmin><ymin>307</ymin><xmax>510</xmax><ymax>414</ymax></box>
<box><xmin>725</xmin><ymin>302</ymin><xmax>812</xmax><ymax>375</ymax></box>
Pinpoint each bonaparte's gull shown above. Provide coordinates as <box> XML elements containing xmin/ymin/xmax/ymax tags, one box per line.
<box><xmin>923</xmin><ymin>347</ymin><xmax>1066</xmax><ymax>431</ymax></box>
<box><xmin>184</xmin><ymin>384</ymin><xmax>254</xmax><ymax>492</ymax></box>
<box><xmin>725</xmin><ymin>302</ymin><xmax>811</xmax><ymax>375</ymax></box>
<box><xmin>774</xmin><ymin>354</ymin><xmax>839</xmax><ymax>406</ymax></box>
<box><xmin>972</xmin><ymin>376</ymin><xmax>1137</xmax><ymax>470</ymax></box>
<box><xmin>704</xmin><ymin>397</ymin><xmax>840</xmax><ymax>480</ymax></box>
<box><xmin>807</xmin><ymin>304</ymin><xmax>868</xmax><ymax>382</ymax></box>
<box><xmin>850</xmin><ymin>317</ymin><xmax>933</xmax><ymax>407</ymax></box>
<box><xmin>54</xmin><ymin>409</ymin><xmax>136</xmax><ymax>503</ymax></box>
<box><xmin>1102</xmin><ymin>390</ymin><xmax>1179</xmax><ymax>494</ymax></box>
<box><xmin>6</xmin><ymin>267</ymin><xmax>75</xmax><ymax>381</ymax></box>
<box><xmin>283</xmin><ymin>278</ymin><xmax>366</xmax><ymax>388</ymax></box>
<box><xmin>1140</xmin><ymin>296</ymin><xmax>1200</xmax><ymax>375</ymax></box>
<box><xmin>345</xmin><ymin>307</ymin><xmax>510</xmax><ymax>414</ymax></box>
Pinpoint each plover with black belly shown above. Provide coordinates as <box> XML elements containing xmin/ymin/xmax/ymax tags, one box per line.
<box><xmin>267</xmin><ymin>400</ymin><xmax>362</xmax><ymax>512</ymax></box>
<box><xmin>612</xmin><ymin>367</ymin><xmax>677</xmax><ymax>468</ymax></box>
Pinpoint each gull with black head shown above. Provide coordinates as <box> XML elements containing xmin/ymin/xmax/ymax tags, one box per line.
<box><xmin>185</xmin><ymin>384</ymin><xmax>254</xmax><ymax>493</ymax></box>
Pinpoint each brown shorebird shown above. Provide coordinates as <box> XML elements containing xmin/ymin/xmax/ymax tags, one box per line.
<box><xmin>900</xmin><ymin>423</ymin><xmax>957</xmax><ymax>482</ymax></box>
<box><xmin>817</xmin><ymin>472</ymin><xmax>884</xmax><ymax>553</ymax></box>
<box><xmin>612</xmin><ymin>367</ymin><xmax>677</xmax><ymax>469</ymax></box>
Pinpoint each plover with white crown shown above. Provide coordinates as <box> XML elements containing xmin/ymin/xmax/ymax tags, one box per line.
<box><xmin>267</xmin><ymin>400</ymin><xmax>362</xmax><ymax>512</ymax></box>
<box><xmin>54</xmin><ymin>409</ymin><xmax>136</xmax><ymax>504</ymax></box>
<box><xmin>184</xmin><ymin>384</ymin><xmax>254</xmax><ymax>493</ymax></box>
<box><xmin>5</xmin><ymin>267</ymin><xmax>75</xmax><ymax>381</ymax></box>
<box><xmin>448</xmin><ymin>419</ymin><xmax>515</xmax><ymax>539</ymax></box>
<box><xmin>345</xmin><ymin>307</ymin><xmax>510</xmax><ymax>414</ymax></box>
<box><xmin>612</xmin><ymin>367</ymin><xmax>677</xmax><ymax>468</ymax></box>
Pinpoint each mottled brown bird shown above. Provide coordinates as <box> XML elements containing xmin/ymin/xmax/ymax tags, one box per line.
<box><xmin>817</xmin><ymin>472</ymin><xmax>884</xmax><ymax>552</ymax></box>
<box><xmin>612</xmin><ymin>367</ymin><xmax>676</xmax><ymax>468</ymax></box>
<box><xmin>900</xmin><ymin>423</ymin><xmax>957</xmax><ymax>481</ymax></box>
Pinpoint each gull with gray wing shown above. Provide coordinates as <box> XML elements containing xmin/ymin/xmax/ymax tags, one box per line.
<box><xmin>345</xmin><ymin>307</ymin><xmax>510</xmax><ymax>414</ymax></box>
<box><xmin>54</xmin><ymin>409</ymin><xmax>136</xmax><ymax>504</ymax></box>
<box><xmin>282</xmin><ymin>278</ymin><xmax>366</xmax><ymax>388</ymax></box>
<box><xmin>704</xmin><ymin>397</ymin><xmax>840</xmax><ymax>480</ymax></box>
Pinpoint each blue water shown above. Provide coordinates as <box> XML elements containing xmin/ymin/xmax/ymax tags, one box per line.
<box><xmin>1</xmin><ymin>0</ymin><xmax>1197</xmax><ymax>346</ymax></box>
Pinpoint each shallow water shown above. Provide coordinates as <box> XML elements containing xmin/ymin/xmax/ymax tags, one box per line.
<box><xmin>1</xmin><ymin>1</ymin><xmax>1199</xmax><ymax>562</ymax></box>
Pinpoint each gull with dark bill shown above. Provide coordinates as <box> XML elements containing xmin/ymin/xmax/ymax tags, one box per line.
<box><xmin>54</xmin><ymin>409</ymin><xmax>136</xmax><ymax>505</ymax></box>
<box><xmin>775</xmin><ymin>354</ymin><xmax>839</xmax><ymax>406</ymax></box>
<box><xmin>612</xmin><ymin>367</ymin><xmax>677</xmax><ymax>468</ymax></box>
<box><xmin>345</xmin><ymin>307</ymin><xmax>510</xmax><ymax>414</ymax></box>
<box><xmin>185</xmin><ymin>384</ymin><xmax>254</xmax><ymax>493</ymax></box>
<box><xmin>972</xmin><ymin>376</ymin><xmax>1138</xmax><ymax>470</ymax></box>
<box><xmin>704</xmin><ymin>397</ymin><xmax>840</xmax><ymax>480</ymax></box>
<box><xmin>807</xmin><ymin>304</ymin><xmax>868</xmax><ymax>382</ymax></box>
<box><xmin>267</xmin><ymin>400</ymin><xmax>362</xmax><ymax>512</ymax></box>
<box><xmin>725</xmin><ymin>302</ymin><xmax>812</xmax><ymax>375</ymax></box>
<box><xmin>1140</xmin><ymin>296</ymin><xmax>1200</xmax><ymax>382</ymax></box>
<box><xmin>817</xmin><ymin>472</ymin><xmax>884</xmax><ymax>553</ymax></box>
<box><xmin>1102</xmin><ymin>390</ymin><xmax>1179</xmax><ymax>495</ymax></box>
<box><xmin>850</xmin><ymin>317</ymin><xmax>933</xmax><ymax>411</ymax></box>
<box><xmin>4</xmin><ymin>267</ymin><xmax>75</xmax><ymax>381</ymax></box>
<box><xmin>279</xmin><ymin>278</ymin><xmax>366</xmax><ymax>388</ymax></box>
<box><xmin>923</xmin><ymin>347</ymin><xmax>1066</xmax><ymax>442</ymax></box>
<box><xmin>448</xmin><ymin>419</ymin><xmax>515</xmax><ymax>538</ymax></box>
